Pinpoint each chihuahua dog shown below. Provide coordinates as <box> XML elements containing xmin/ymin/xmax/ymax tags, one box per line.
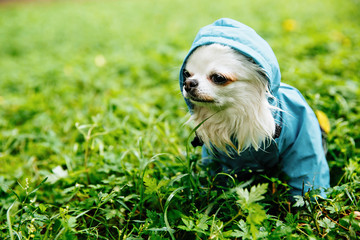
<box><xmin>183</xmin><ymin>44</ymin><xmax>276</xmax><ymax>154</ymax></box>
<box><xmin>179</xmin><ymin>18</ymin><xmax>330</xmax><ymax>196</ymax></box>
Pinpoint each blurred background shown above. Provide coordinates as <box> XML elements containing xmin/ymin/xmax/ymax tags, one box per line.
<box><xmin>0</xmin><ymin>0</ymin><xmax>359</xmax><ymax>185</ymax></box>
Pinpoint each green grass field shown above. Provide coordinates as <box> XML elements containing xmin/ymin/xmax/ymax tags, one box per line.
<box><xmin>0</xmin><ymin>0</ymin><xmax>359</xmax><ymax>239</ymax></box>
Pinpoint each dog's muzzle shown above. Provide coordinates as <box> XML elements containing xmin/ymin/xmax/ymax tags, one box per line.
<box><xmin>184</xmin><ymin>79</ymin><xmax>198</xmax><ymax>93</ymax></box>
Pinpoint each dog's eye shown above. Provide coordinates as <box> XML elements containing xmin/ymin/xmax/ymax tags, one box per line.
<box><xmin>210</xmin><ymin>74</ymin><xmax>228</xmax><ymax>85</ymax></box>
<box><xmin>183</xmin><ymin>69</ymin><xmax>191</xmax><ymax>79</ymax></box>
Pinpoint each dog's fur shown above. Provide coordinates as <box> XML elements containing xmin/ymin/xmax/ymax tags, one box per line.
<box><xmin>183</xmin><ymin>44</ymin><xmax>277</xmax><ymax>153</ymax></box>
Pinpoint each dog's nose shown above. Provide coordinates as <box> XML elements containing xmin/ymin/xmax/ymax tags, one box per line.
<box><xmin>184</xmin><ymin>79</ymin><xmax>198</xmax><ymax>92</ymax></box>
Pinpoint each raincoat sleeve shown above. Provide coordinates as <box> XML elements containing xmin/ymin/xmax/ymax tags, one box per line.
<box><xmin>276</xmin><ymin>84</ymin><xmax>330</xmax><ymax>196</ymax></box>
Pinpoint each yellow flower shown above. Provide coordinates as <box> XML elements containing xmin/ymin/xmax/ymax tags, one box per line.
<box><xmin>282</xmin><ymin>19</ymin><xmax>297</xmax><ymax>32</ymax></box>
<box><xmin>94</xmin><ymin>54</ymin><xmax>107</xmax><ymax>67</ymax></box>
<box><xmin>63</xmin><ymin>65</ymin><xmax>73</xmax><ymax>76</ymax></box>
<box><xmin>330</xmin><ymin>30</ymin><xmax>351</xmax><ymax>47</ymax></box>
<box><xmin>342</xmin><ymin>37</ymin><xmax>351</xmax><ymax>47</ymax></box>
<box><xmin>315</xmin><ymin>110</ymin><xmax>331</xmax><ymax>134</ymax></box>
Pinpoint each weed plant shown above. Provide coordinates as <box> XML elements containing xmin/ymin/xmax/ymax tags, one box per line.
<box><xmin>0</xmin><ymin>0</ymin><xmax>359</xmax><ymax>239</ymax></box>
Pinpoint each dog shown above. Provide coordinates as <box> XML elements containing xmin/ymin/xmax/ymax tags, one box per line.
<box><xmin>179</xmin><ymin>18</ymin><xmax>330</xmax><ymax>196</ymax></box>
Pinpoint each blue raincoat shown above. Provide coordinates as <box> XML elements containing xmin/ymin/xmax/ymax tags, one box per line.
<box><xmin>179</xmin><ymin>18</ymin><xmax>330</xmax><ymax>196</ymax></box>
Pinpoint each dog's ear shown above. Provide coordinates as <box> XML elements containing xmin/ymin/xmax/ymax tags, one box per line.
<box><xmin>247</xmin><ymin>57</ymin><xmax>257</xmax><ymax>64</ymax></box>
<box><xmin>257</xmin><ymin>69</ymin><xmax>268</xmax><ymax>80</ymax></box>
<box><xmin>246</xmin><ymin>57</ymin><xmax>268</xmax><ymax>80</ymax></box>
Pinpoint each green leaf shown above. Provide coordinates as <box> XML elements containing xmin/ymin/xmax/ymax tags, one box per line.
<box><xmin>248</xmin><ymin>184</ymin><xmax>268</xmax><ymax>203</ymax></box>
<box><xmin>232</xmin><ymin>220</ymin><xmax>250</xmax><ymax>238</ymax></box>
<box><xmin>67</xmin><ymin>216</ymin><xmax>77</xmax><ymax>229</ymax></box>
<box><xmin>293</xmin><ymin>195</ymin><xmax>305</xmax><ymax>207</ymax></box>
<box><xmin>236</xmin><ymin>184</ymin><xmax>268</xmax><ymax>239</ymax></box>
<box><xmin>105</xmin><ymin>209</ymin><xmax>117</xmax><ymax>220</ymax></box>
<box><xmin>39</xmin><ymin>204</ymin><xmax>47</xmax><ymax>213</ymax></box>
<box><xmin>236</xmin><ymin>188</ymin><xmax>250</xmax><ymax>206</ymax></box>
<box><xmin>158</xmin><ymin>179</ymin><xmax>169</xmax><ymax>189</ymax></box>
<box><xmin>236</xmin><ymin>183</ymin><xmax>268</xmax><ymax>207</ymax></box>
<box><xmin>144</xmin><ymin>177</ymin><xmax>157</xmax><ymax>194</ymax></box>
<box><xmin>181</xmin><ymin>217</ymin><xmax>194</xmax><ymax>230</ymax></box>
<box><xmin>247</xmin><ymin>204</ymin><xmax>267</xmax><ymax>225</ymax></box>
<box><xmin>247</xmin><ymin>203</ymin><xmax>267</xmax><ymax>239</ymax></box>
<box><xmin>318</xmin><ymin>217</ymin><xmax>336</xmax><ymax>233</ymax></box>
<box><xmin>196</xmin><ymin>214</ymin><xmax>209</xmax><ymax>231</ymax></box>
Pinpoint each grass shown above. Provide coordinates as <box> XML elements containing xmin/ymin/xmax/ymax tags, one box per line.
<box><xmin>0</xmin><ymin>0</ymin><xmax>359</xmax><ymax>239</ymax></box>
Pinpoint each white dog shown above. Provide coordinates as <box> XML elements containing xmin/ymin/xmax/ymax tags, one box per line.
<box><xmin>179</xmin><ymin>18</ymin><xmax>330</xmax><ymax>196</ymax></box>
<box><xmin>183</xmin><ymin>44</ymin><xmax>276</xmax><ymax>153</ymax></box>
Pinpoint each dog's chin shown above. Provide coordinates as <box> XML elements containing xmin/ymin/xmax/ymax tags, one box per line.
<box><xmin>189</xmin><ymin>97</ymin><xmax>215</xmax><ymax>104</ymax></box>
<box><xmin>184</xmin><ymin>92</ymin><xmax>216</xmax><ymax>105</ymax></box>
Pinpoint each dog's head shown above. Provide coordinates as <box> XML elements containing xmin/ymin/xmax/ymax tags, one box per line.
<box><xmin>182</xmin><ymin>44</ymin><xmax>277</xmax><ymax>152</ymax></box>
<box><xmin>182</xmin><ymin>44</ymin><xmax>269</xmax><ymax>110</ymax></box>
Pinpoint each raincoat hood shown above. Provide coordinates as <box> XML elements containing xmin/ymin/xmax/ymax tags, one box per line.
<box><xmin>180</xmin><ymin>18</ymin><xmax>281</xmax><ymax>110</ymax></box>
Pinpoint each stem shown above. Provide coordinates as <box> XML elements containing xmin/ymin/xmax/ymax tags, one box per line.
<box><xmin>7</xmin><ymin>201</ymin><xmax>15</xmax><ymax>240</ymax></box>
<box><xmin>84</xmin><ymin>126</ymin><xmax>96</xmax><ymax>184</ymax></box>
<box><xmin>314</xmin><ymin>199</ymin><xmax>360</xmax><ymax>236</ymax></box>
<box><xmin>296</xmin><ymin>226</ymin><xmax>310</xmax><ymax>237</ymax></box>
<box><xmin>222</xmin><ymin>209</ymin><xmax>245</xmax><ymax>229</ymax></box>
<box><xmin>158</xmin><ymin>193</ymin><xmax>164</xmax><ymax>212</ymax></box>
<box><xmin>89</xmin><ymin>205</ymin><xmax>100</xmax><ymax>228</ymax></box>
<box><xmin>84</xmin><ymin>138</ymin><xmax>90</xmax><ymax>184</ymax></box>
